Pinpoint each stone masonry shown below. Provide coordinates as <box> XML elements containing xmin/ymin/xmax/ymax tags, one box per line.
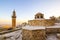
<box><xmin>28</xmin><ymin>19</ymin><xmax>55</xmax><ymax>26</ymax></box>
<box><xmin>22</xmin><ymin>12</ymin><xmax>60</xmax><ymax>40</ymax></box>
<box><xmin>22</xmin><ymin>28</ymin><xmax>46</xmax><ymax>40</ymax></box>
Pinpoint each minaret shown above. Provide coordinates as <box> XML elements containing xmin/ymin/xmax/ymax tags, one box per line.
<box><xmin>12</xmin><ymin>10</ymin><xmax>16</xmax><ymax>28</ymax></box>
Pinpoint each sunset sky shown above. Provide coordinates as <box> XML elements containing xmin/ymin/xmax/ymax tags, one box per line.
<box><xmin>0</xmin><ymin>0</ymin><xmax>60</xmax><ymax>24</ymax></box>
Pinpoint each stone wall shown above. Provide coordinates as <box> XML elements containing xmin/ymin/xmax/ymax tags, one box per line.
<box><xmin>28</xmin><ymin>19</ymin><xmax>55</xmax><ymax>26</ymax></box>
<box><xmin>46</xmin><ymin>28</ymin><xmax>60</xmax><ymax>34</ymax></box>
<box><xmin>22</xmin><ymin>29</ymin><xmax>46</xmax><ymax>40</ymax></box>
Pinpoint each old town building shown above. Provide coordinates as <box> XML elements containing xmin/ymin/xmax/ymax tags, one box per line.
<box><xmin>22</xmin><ymin>12</ymin><xmax>60</xmax><ymax>40</ymax></box>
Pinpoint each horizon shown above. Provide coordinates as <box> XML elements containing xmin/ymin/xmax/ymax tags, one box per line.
<box><xmin>0</xmin><ymin>0</ymin><xmax>60</xmax><ymax>24</ymax></box>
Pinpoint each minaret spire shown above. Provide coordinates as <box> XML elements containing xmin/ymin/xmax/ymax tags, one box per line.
<box><xmin>12</xmin><ymin>10</ymin><xmax>16</xmax><ymax>18</ymax></box>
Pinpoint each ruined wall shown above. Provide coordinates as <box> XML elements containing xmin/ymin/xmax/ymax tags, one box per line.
<box><xmin>28</xmin><ymin>19</ymin><xmax>55</xmax><ymax>26</ymax></box>
<box><xmin>22</xmin><ymin>29</ymin><xmax>46</xmax><ymax>40</ymax></box>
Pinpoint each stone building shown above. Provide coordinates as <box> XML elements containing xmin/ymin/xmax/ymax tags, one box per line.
<box><xmin>28</xmin><ymin>12</ymin><xmax>55</xmax><ymax>26</ymax></box>
<box><xmin>22</xmin><ymin>12</ymin><xmax>60</xmax><ymax>40</ymax></box>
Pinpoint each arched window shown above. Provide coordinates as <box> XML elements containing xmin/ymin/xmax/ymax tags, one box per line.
<box><xmin>37</xmin><ymin>16</ymin><xmax>39</xmax><ymax>18</ymax></box>
<box><xmin>41</xmin><ymin>16</ymin><xmax>43</xmax><ymax>18</ymax></box>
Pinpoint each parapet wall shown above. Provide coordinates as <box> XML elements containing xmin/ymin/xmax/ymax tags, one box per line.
<box><xmin>28</xmin><ymin>19</ymin><xmax>55</xmax><ymax>26</ymax></box>
<box><xmin>46</xmin><ymin>28</ymin><xmax>60</xmax><ymax>34</ymax></box>
<box><xmin>22</xmin><ymin>29</ymin><xmax>46</xmax><ymax>40</ymax></box>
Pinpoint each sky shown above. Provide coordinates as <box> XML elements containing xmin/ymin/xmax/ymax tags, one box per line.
<box><xmin>0</xmin><ymin>0</ymin><xmax>60</xmax><ymax>24</ymax></box>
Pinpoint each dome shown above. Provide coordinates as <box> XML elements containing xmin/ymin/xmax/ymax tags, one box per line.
<box><xmin>35</xmin><ymin>12</ymin><xmax>43</xmax><ymax>16</ymax></box>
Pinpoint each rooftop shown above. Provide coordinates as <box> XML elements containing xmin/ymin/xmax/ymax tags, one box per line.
<box><xmin>22</xmin><ymin>25</ymin><xmax>45</xmax><ymax>30</ymax></box>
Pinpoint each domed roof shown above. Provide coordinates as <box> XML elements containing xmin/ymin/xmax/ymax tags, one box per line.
<box><xmin>35</xmin><ymin>12</ymin><xmax>43</xmax><ymax>16</ymax></box>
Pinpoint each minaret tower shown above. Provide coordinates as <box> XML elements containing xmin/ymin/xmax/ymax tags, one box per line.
<box><xmin>12</xmin><ymin>10</ymin><xmax>16</xmax><ymax>28</ymax></box>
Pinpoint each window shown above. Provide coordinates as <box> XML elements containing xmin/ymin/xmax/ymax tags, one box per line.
<box><xmin>37</xmin><ymin>16</ymin><xmax>39</xmax><ymax>18</ymax></box>
<box><xmin>41</xmin><ymin>16</ymin><xmax>43</xmax><ymax>18</ymax></box>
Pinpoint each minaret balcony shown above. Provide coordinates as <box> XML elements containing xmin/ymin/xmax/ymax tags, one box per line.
<box><xmin>12</xmin><ymin>16</ymin><xmax>16</xmax><ymax>18</ymax></box>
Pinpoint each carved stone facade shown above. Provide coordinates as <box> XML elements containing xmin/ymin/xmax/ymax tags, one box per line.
<box><xmin>22</xmin><ymin>29</ymin><xmax>46</xmax><ymax>40</ymax></box>
<box><xmin>28</xmin><ymin>19</ymin><xmax>55</xmax><ymax>26</ymax></box>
